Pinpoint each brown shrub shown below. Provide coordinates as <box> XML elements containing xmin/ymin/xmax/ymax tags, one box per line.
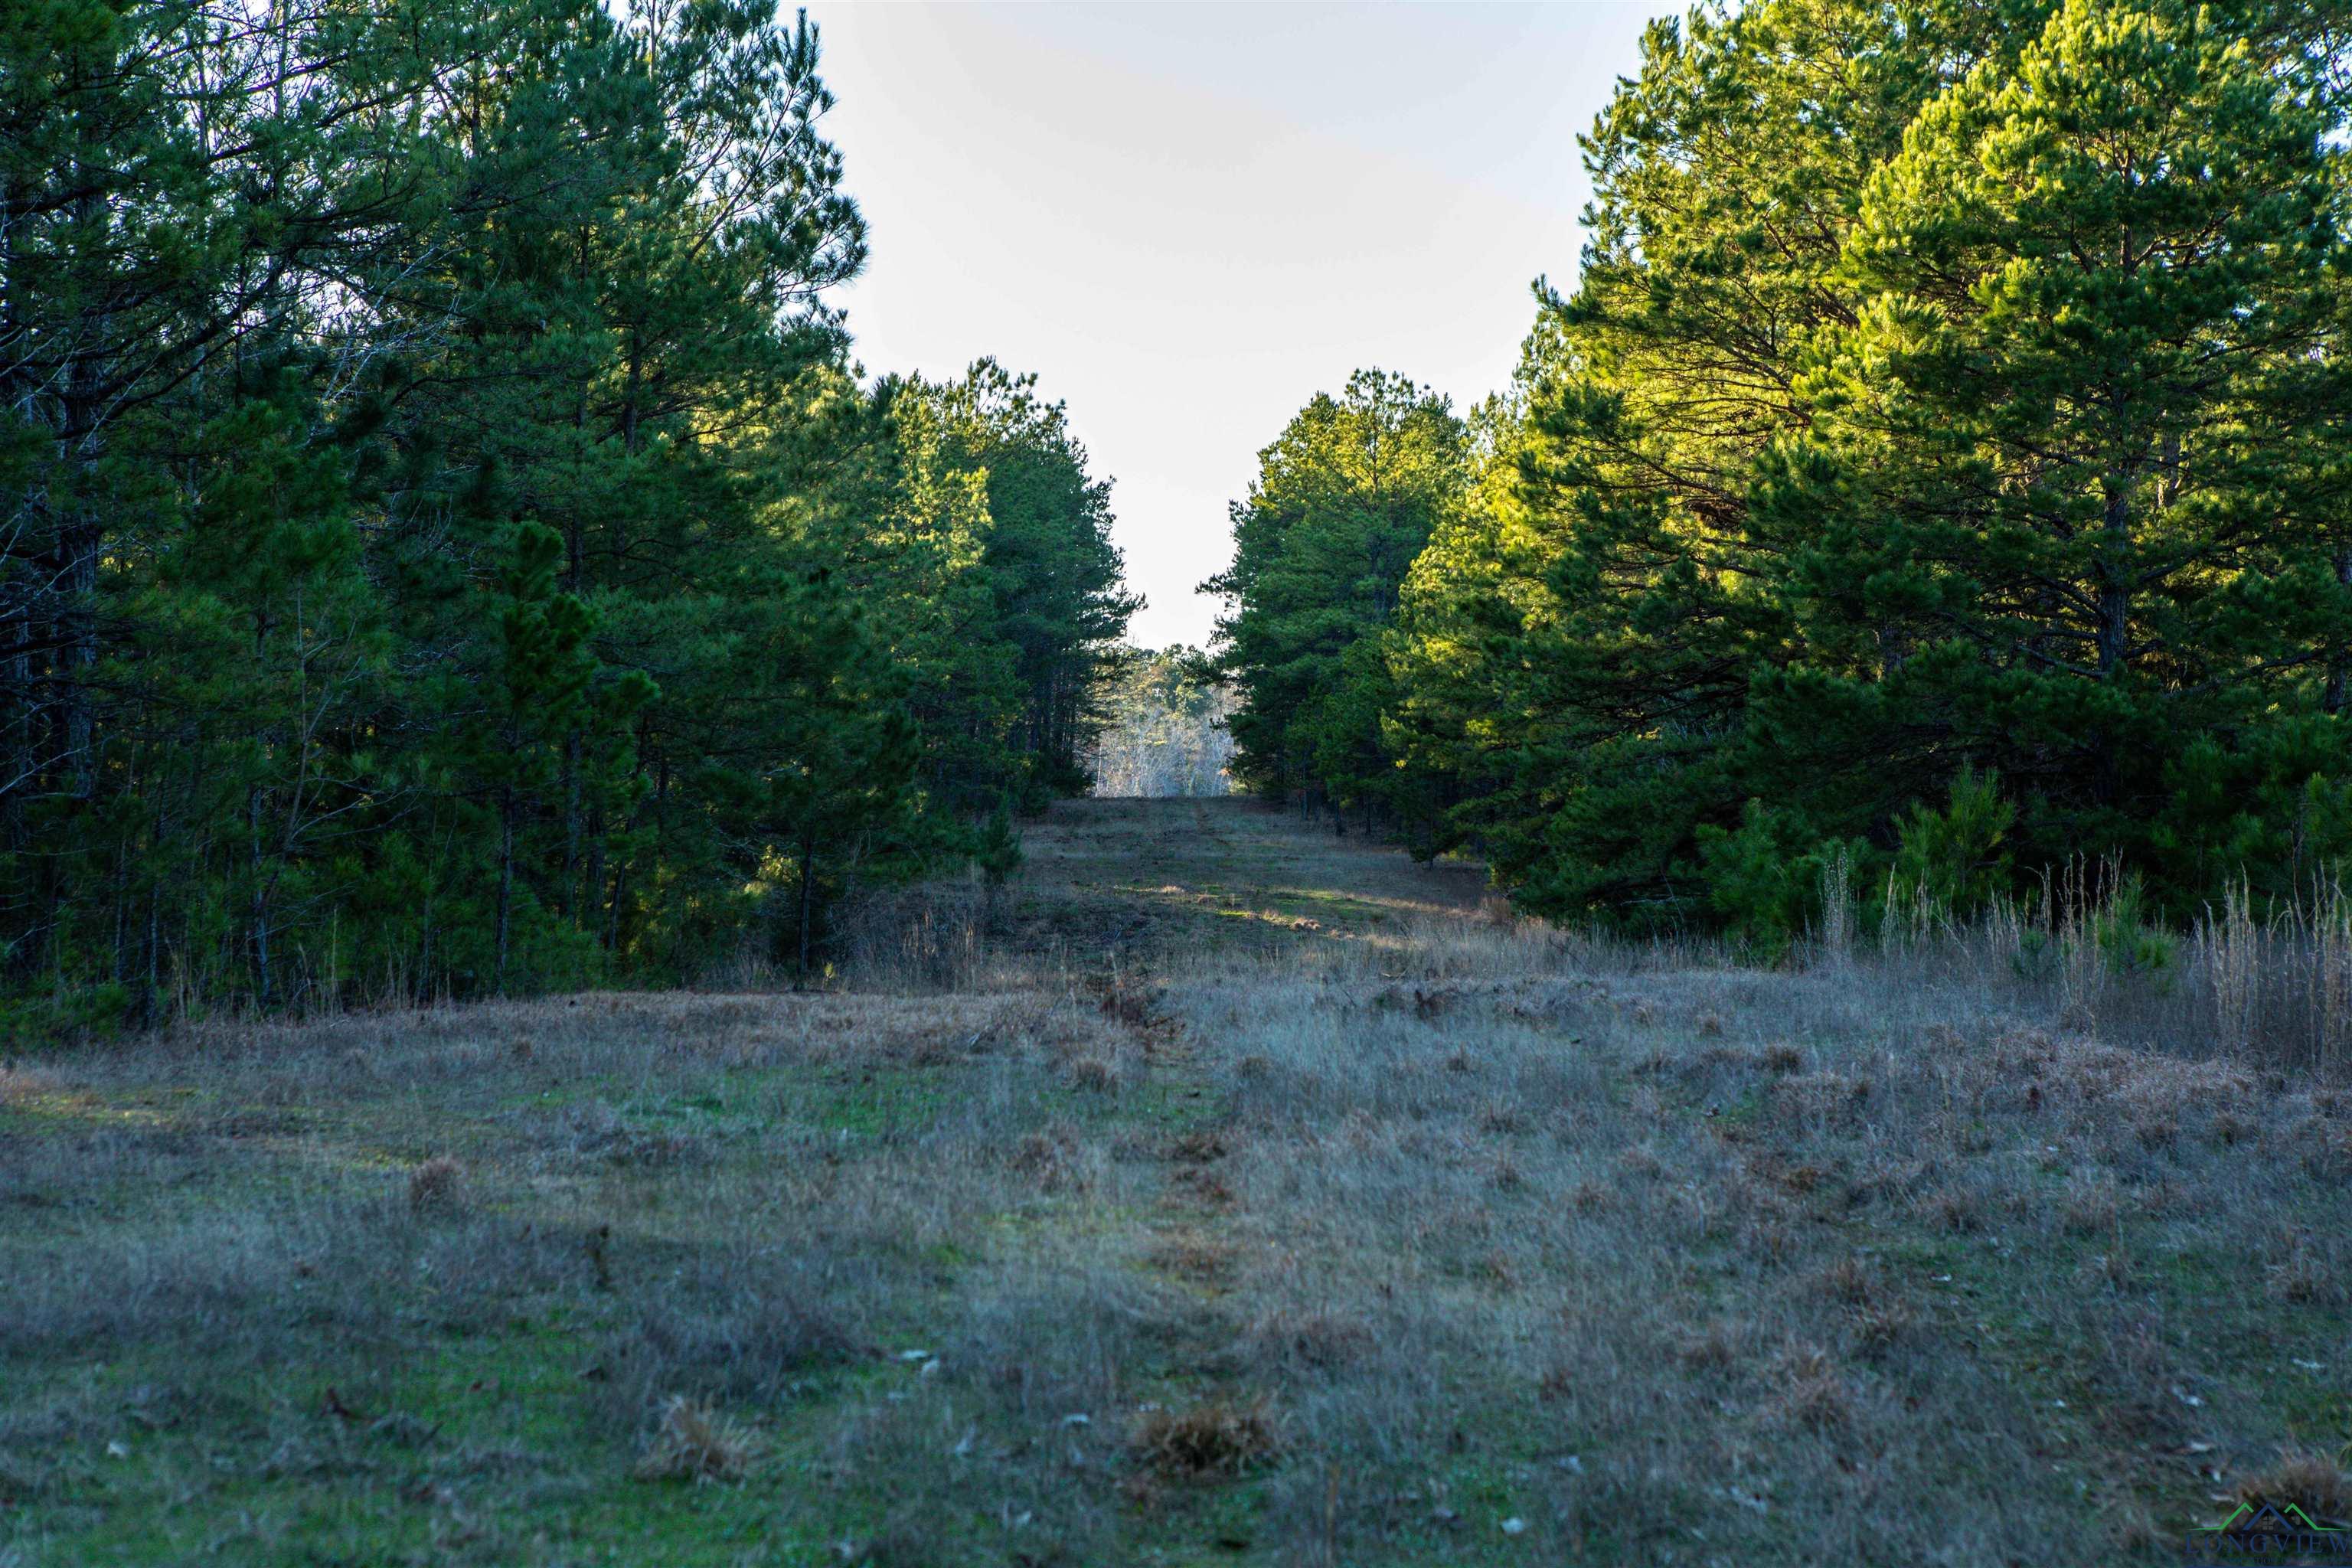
<box><xmin>2231</xmin><ymin>1452</ymin><xmax>2351</xmax><ymax>1524</ymax></box>
<box><xmin>1772</xmin><ymin>1071</ymin><xmax>1870</xmax><ymax>1127</ymax></box>
<box><xmin>1067</xmin><ymin>1056</ymin><xmax>1119</xmax><ymax>1093</ymax></box>
<box><xmin>1853</xmin><ymin>1300</ymin><xmax>1916</xmax><ymax>1361</ymax></box>
<box><xmin>635</xmin><ymin>1395</ymin><xmax>753</xmax><ymax>1483</ymax></box>
<box><xmin>1814</xmin><ymin>1256</ymin><xmax>1877</xmax><ymax>1307</ymax></box>
<box><xmin>1008</xmin><ymin>1125</ymin><xmax>1085</xmax><ymax>1193</ymax></box>
<box><xmin>1131</xmin><ymin>1396</ymin><xmax>1282</xmax><ymax>1476</ymax></box>
<box><xmin>1772</xmin><ymin>1344</ymin><xmax>1854</xmax><ymax>1432</ymax></box>
<box><xmin>1168</xmin><ymin>1129</ymin><xmax>1229</xmax><ymax>1164</ymax></box>
<box><xmin>2264</xmin><ymin>1241</ymin><xmax>2329</xmax><ymax>1305</ymax></box>
<box><xmin>2060</xmin><ymin>1174</ymin><xmax>2121</xmax><ymax>1236</ymax></box>
<box><xmin>1919</xmin><ymin>1187</ymin><xmax>1980</xmax><ymax>1234</ymax></box>
<box><xmin>407</xmin><ymin>1157</ymin><xmax>467</xmax><ymax>1215</ymax></box>
<box><xmin>1478</xmin><ymin>1102</ymin><xmax>1529</xmax><ymax>1135</ymax></box>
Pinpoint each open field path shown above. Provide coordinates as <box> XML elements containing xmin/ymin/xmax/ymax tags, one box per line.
<box><xmin>3</xmin><ymin>800</ymin><xmax>2347</xmax><ymax>1566</ymax></box>
<box><xmin>1001</xmin><ymin>797</ymin><xmax>1491</xmax><ymax>964</ymax></box>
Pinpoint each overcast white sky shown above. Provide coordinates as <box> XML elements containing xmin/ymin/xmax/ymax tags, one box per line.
<box><xmin>808</xmin><ymin>2</ymin><xmax>1675</xmax><ymax>648</ymax></box>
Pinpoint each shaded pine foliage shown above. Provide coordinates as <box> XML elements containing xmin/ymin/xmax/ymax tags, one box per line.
<box><xmin>0</xmin><ymin>0</ymin><xmax>1130</xmax><ymax>1027</ymax></box>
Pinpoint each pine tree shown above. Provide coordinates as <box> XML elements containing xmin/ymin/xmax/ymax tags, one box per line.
<box><xmin>1753</xmin><ymin>0</ymin><xmax>2352</xmax><ymax>896</ymax></box>
<box><xmin>1207</xmin><ymin>369</ymin><xmax>1467</xmax><ymax>833</ymax></box>
<box><xmin>1370</xmin><ymin>0</ymin><xmax>2351</xmax><ymax>931</ymax></box>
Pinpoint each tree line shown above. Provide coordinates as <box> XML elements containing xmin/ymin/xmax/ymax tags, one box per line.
<box><xmin>2</xmin><ymin>0</ymin><xmax>1133</xmax><ymax>1028</ymax></box>
<box><xmin>1086</xmin><ymin>648</ymin><xmax>1234</xmax><ymax>799</ymax></box>
<box><xmin>1211</xmin><ymin>0</ymin><xmax>2352</xmax><ymax>948</ymax></box>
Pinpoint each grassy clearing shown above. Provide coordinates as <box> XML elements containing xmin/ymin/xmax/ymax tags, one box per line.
<box><xmin>3</xmin><ymin>801</ymin><xmax>2347</xmax><ymax>1564</ymax></box>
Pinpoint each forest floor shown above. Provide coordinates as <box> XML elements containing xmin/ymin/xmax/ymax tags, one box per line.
<box><xmin>4</xmin><ymin>799</ymin><xmax>2348</xmax><ymax>1566</ymax></box>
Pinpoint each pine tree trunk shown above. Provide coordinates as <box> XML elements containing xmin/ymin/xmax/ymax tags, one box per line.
<box><xmin>495</xmin><ymin>785</ymin><xmax>514</xmax><ymax>994</ymax></box>
<box><xmin>2327</xmin><ymin>547</ymin><xmax>2351</xmax><ymax>716</ymax></box>
<box><xmin>583</xmin><ymin>805</ymin><xmax>606</xmax><ymax>942</ymax></box>
<box><xmin>2093</xmin><ymin>472</ymin><xmax>2135</xmax><ymax>803</ymax></box>
<box><xmin>248</xmin><ymin>786</ymin><xmax>271</xmax><ymax>1008</ymax></box>
<box><xmin>2095</xmin><ymin>478</ymin><xmax>2132</xmax><ymax>679</ymax></box>
<box><xmin>56</xmin><ymin>86</ymin><xmax>111</xmax><ymax>804</ymax></box>
<box><xmin>561</xmin><ymin>731</ymin><xmax>581</xmax><ymax>920</ymax></box>
<box><xmin>794</xmin><ymin>835</ymin><xmax>816</xmax><ymax>991</ymax></box>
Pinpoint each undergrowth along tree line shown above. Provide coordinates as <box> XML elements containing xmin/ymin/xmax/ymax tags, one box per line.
<box><xmin>1</xmin><ymin>0</ymin><xmax>1135</xmax><ymax>1027</ymax></box>
<box><xmin>1211</xmin><ymin>0</ymin><xmax>2352</xmax><ymax>949</ymax></box>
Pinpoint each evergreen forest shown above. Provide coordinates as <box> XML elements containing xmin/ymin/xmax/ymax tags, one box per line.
<box><xmin>1</xmin><ymin>0</ymin><xmax>1134</xmax><ymax>1025</ymax></box>
<box><xmin>1211</xmin><ymin>0</ymin><xmax>2352</xmax><ymax>949</ymax></box>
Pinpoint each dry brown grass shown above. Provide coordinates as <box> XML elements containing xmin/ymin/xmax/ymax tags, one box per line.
<box><xmin>634</xmin><ymin>1396</ymin><xmax>754</xmax><ymax>1483</ymax></box>
<box><xmin>1131</xmin><ymin>1394</ymin><xmax>1283</xmax><ymax>1476</ymax></box>
<box><xmin>405</xmin><ymin>1155</ymin><xmax>467</xmax><ymax>1214</ymax></box>
<box><xmin>5</xmin><ymin>799</ymin><xmax>2348</xmax><ymax>1566</ymax></box>
<box><xmin>2231</xmin><ymin>1451</ymin><xmax>2352</xmax><ymax>1523</ymax></box>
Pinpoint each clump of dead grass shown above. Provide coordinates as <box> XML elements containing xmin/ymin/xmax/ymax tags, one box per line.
<box><xmin>1067</xmin><ymin>1055</ymin><xmax>1119</xmax><ymax>1093</ymax></box>
<box><xmin>407</xmin><ymin>1156</ymin><xmax>467</xmax><ymax>1215</ymax></box>
<box><xmin>2230</xmin><ymin>1451</ymin><xmax>2352</xmax><ymax>1524</ymax></box>
<box><xmin>2264</xmin><ymin>1240</ymin><xmax>2331</xmax><ymax>1305</ymax></box>
<box><xmin>1812</xmin><ymin>1256</ymin><xmax>1877</xmax><ymax>1306</ymax></box>
<box><xmin>1918</xmin><ymin>1186</ymin><xmax>1981</xmax><ymax>1233</ymax></box>
<box><xmin>2060</xmin><ymin>1171</ymin><xmax>2121</xmax><ymax>1234</ymax></box>
<box><xmin>1771</xmin><ymin>1344</ymin><xmax>1854</xmax><ymax>1432</ymax></box>
<box><xmin>1131</xmin><ymin>1394</ymin><xmax>1282</xmax><ymax>1476</ymax></box>
<box><xmin>1851</xmin><ymin>1299</ymin><xmax>1916</xmax><ymax>1361</ymax></box>
<box><xmin>635</xmin><ymin>1395</ymin><xmax>754</xmax><ymax>1483</ymax></box>
<box><xmin>1771</xmin><ymin>1070</ymin><xmax>1870</xmax><ymax>1126</ymax></box>
<box><xmin>1008</xmin><ymin>1124</ymin><xmax>1087</xmax><ymax>1192</ymax></box>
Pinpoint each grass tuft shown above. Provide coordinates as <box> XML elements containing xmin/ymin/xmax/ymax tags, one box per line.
<box><xmin>2230</xmin><ymin>1451</ymin><xmax>2352</xmax><ymax>1524</ymax></box>
<box><xmin>634</xmin><ymin>1395</ymin><xmax>753</xmax><ymax>1484</ymax></box>
<box><xmin>1131</xmin><ymin>1395</ymin><xmax>1282</xmax><ymax>1476</ymax></box>
<box><xmin>406</xmin><ymin>1155</ymin><xmax>467</xmax><ymax>1214</ymax></box>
